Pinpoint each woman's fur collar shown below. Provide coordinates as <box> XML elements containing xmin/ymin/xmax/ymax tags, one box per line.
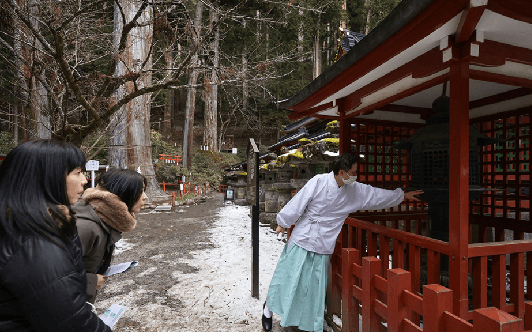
<box><xmin>82</xmin><ymin>188</ymin><xmax>137</xmax><ymax>232</ymax></box>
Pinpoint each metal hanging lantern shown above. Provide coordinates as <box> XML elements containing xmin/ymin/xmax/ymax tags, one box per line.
<box><xmin>394</xmin><ymin>95</ymin><xmax>501</xmax><ymax>242</ymax></box>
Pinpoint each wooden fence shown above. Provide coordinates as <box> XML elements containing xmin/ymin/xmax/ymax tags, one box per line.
<box><xmin>327</xmin><ymin>215</ymin><xmax>532</xmax><ymax>331</ymax></box>
<box><xmin>340</xmin><ymin>248</ymin><xmax>532</xmax><ymax>332</ymax></box>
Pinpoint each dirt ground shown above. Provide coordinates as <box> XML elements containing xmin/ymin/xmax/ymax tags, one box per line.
<box><xmin>93</xmin><ymin>193</ymin><xmax>307</xmax><ymax>332</ymax></box>
<box><xmin>94</xmin><ymin>193</ymin><xmax>219</xmax><ymax>331</ymax></box>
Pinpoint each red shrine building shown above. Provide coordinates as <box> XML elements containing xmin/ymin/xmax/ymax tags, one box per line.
<box><xmin>280</xmin><ymin>0</ymin><xmax>531</xmax><ymax>331</ymax></box>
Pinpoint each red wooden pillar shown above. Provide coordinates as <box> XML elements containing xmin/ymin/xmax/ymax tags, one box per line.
<box><xmin>338</xmin><ymin>98</ymin><xmax>352</xmax><ymax>154</ymax></box>
<box><xmin>448</xmin><ymin>43</ymin><xmax>471</xmax><ymax>318</ymax></box>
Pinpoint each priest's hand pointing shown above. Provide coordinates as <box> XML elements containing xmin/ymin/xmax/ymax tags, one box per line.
<box><xmin>404</xmin><ymin>189</ymin><xmax>424</xmax><ymax>201</ymax></box>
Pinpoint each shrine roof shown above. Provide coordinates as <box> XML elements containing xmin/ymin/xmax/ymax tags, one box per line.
<box><xmin>280</xmin><ymin>0</ymin><xmax>532</xmax><ymax>123</ymax></box>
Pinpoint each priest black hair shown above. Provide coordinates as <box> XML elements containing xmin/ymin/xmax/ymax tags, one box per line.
<box><xmin>333</xmin><ymin>153</ymin><xmax>359</xmax><ymax>175</ymax></box>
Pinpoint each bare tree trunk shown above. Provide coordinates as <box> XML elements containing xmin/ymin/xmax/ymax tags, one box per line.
<box><xmin>28</xmin><ymin>0</ymin><xmax>50</xmax><ymax>139</ymax></box>
<box><xmin>203</xmin><ymin>4</ymin><xmax>219</xmax><ymax>152</ymax></box>
<box><xmin>218</xmin><ymin>112</ymin><xmax>231</xmax><ymax>152</ymax></box>
<box><xmin>312</xmin><ymin>34</ymin><xmax>322</xmax><ymax>79</ymax></box>
<box><xmin>31</xmin><ymin>74</ymin><xmax>51</xmax><ymax>138</ymax></box>
<box><xmin>109</xmin><ymin>1</ymin><xmax>127</xmax><ymax>169</ymax></box>
<box><xmin>13</xmin><ymin>104</ymin><xmax>19</xmax><ymax>146</ymax></box>
<box><xmin>298</xmin><ymin>9</ymin><xmax>303</xmax><ymax>60</ymax></box>
<box><xmin>14</xmin><ymin>4</ymin><xmax>30</xmax><ymax>142</ymax></box>
<box><xmin>183</xmin><ymin>0</ymin><xmax>203</xmax><ymax>168</ymax></box>
<box><xmin>12</xmin><ymin>7</ymin><xmax>25</xmax><ymax>145</ymax></box>
<box><xmin>242</xmin><ymin>18</ymin><xmax>248</xmax><ymax>118</ymax></box>
<box><xmin>162</xmin><ymin>48</ymin><xmax>174</xmax><ymax>138</ymax></box>
<box><xmin>12</xmin><ymin>0</ymin><xmax>50</xmax><ymax>140</ymax></box>
<box><xmin>109</xmin><ymin>0</ymin><xmax>163</xmax><ymax>197</ymax></box>
<box><xmin>326</xmin><ymin>23</ymin><xmax>330</xmax><ymax>66</ymax></box>
<box><xmin>256</xmin><ymin>9</ymin><xmax>262</xmax><ymax>147</ymax></box>
<box><xmin>171</xmin><ymin>43</ymin><xmax>182</xmax><ymax>135</ymax></box>
<box><xmin>365</xmin><ymin>0</ymin><xmax>372</xmax><ymax>35</ymax></box>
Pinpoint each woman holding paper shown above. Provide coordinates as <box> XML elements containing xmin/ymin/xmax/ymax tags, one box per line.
<box><xmin>0</xmin><ymin>140</ymin><xmax>111</xmax><ymax>331</ymax></box>
<box><xmin>74</xmin><ymin>169</ymin><xmax>147</xmax><ymax>303</ymax></box>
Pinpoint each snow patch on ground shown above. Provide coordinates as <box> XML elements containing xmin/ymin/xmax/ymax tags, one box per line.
<box><xmin>136</xmin><ymin>266</ymin><xmax>157</xmax><ymax>278</ymax></box>
<box><xmin>167</xmin><ymin>204</ymin><xmax>284</xmax><ymax>326</ymax></box>
<box><xmin>100</xmin><ymin>203</ymin><xmax>336</xmax><ymax>331</ymax></box>
<box><xmin>114</xmin><ymin>239</ymin><xmax>135</xmax><ymax>255</ymax></box>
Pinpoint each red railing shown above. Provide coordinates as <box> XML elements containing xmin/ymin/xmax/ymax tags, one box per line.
<box><xmin>159</xmin><ymin>181</ymin><xmax>209</xmax><ymax>198</ymax></box>
<box><xmin>339</xmin><ymin>248</ymin><xmax>532</xmax><ymax>332</ymax></box>
<box><xmin>328</xmin><ymin>215</ymin><xmax>532</xmax><ymax>328</ymax></box>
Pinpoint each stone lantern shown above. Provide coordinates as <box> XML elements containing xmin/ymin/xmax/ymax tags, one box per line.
<box><xmin>259</xmin><ymin>168</ymin><xmax>278</xmax><ymax>226</ymax></box>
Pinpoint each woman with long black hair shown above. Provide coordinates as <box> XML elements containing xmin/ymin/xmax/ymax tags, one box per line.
<box><xmin>0</xmin><ymin>139</ymin><xmax>112</xmax><ymax>331</ymax></box>
<box><xmin>74</xmin><ymin>169</ymin><xmax>148</xmax><ymax>303</ymax></box>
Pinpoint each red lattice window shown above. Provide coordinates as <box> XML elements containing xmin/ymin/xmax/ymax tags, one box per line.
<box><xmin>349</xmin><ymin>119</ymin><xmax>428</xmax><ymax>231</ymax></box>
<box><xmin>471</xmin><ymin>110</ymin><xmax>530</xmax><ymax>230</ymax></box>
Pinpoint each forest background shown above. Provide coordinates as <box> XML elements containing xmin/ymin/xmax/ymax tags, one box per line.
<box><xmin>0</xmin><ymin>0</ymin><xmax>399</xmax><ymax>196</ymax></box>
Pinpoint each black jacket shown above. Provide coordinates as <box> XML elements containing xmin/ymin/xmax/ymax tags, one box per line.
<box><xmin>0</xmin><ymin>229</ymin><xmax>112</xmax><ymax>332</ymax></box>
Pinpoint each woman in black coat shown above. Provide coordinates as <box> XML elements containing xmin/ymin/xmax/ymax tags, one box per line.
<box><xmin>0</xmin><ymin>140</ymin><xmax>112</xmax><ymax>332</ymax></box>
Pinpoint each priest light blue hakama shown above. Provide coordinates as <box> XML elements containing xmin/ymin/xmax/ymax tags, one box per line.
<box><xmin>266</xmin><ymin>243</ymin><xmax>329</xmax><ymax>332</ymax></box>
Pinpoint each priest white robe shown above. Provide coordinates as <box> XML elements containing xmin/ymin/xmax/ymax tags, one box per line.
<box><xmin>277</xmin><ymin>171</ymin><xmax>404</xmax><ymax>255</ymax></box>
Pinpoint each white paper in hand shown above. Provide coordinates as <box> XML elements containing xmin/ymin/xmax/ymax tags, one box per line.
<box><xmin>102</xmin><ymin>261</ymin><xmax>138</xmax><ymax>277</ymax></box>
<box><xmin>100</xmin><ymin>304</ymin><xmax>127</xmax><ymax>328</ymax></box>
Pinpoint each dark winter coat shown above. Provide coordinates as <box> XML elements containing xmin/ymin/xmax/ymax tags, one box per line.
<box><xmin>73</xmin><ymin>188</ymin><xmax>136</xmax><ymax>304</ymax></box>
<box><xmin>0</xmin><ymin>223</ymin><xmax>112</xmax><ymax>332</ymax></box>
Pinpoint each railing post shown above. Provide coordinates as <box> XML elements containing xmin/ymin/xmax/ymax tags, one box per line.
<box><xmin>472</xmin><ymin>256</ymin><xmax>488</xmax><ymax>309</ymax></box>
<box><xmin>342</xmin><ymin>248</ymin><xmax>360</xmax><ymax>332</ymax></box>
<box><xmin>509</xmin><ymin>252</ymin><xmax>525</xmax><ymax>319</ymax></box>
<box><xmin>392</xmin><ymin>239</ymin><xmax>405</xmax><ymax>269</ymax></box>
<box><xmin>387</xmin><ymin>268</ymin><xmax>411</xmax><ymax>332</ymax></box>
<box><xmin>525</xmin><ymin>302</ymin><xmax>532</xmax><ymax>330</ymax></box>
<box><xmin>362</xmin><ymin>257</ymin><xmax>381</xmax><ymax>332</ymax></box>
<box><xmin>423</xmin><ymin>284</ymin><xmax>453</xmax><ymax>332</ymax></box>
<box><xmin>426</xmin><ymin>250</ymin><xmax>441</xmax><ymax>284</ymax></box>
<box><xmin>380</xmin><ymin>235</ymin><xmax>390</xmax><ymax>276</ymax></box>
<box><xmin>492</xmin><ymin>254</ymin><xmax>507</xmax><ymax>310</ymax></box>
<box><xmin>472</xmin><ymin>307</ymin><xmax>522</xmax><ymax>332</ymax></box>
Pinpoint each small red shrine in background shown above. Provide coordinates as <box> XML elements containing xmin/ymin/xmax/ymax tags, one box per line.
<box><xmin>158</xmin><ymin>154</ymin><xmax>182</xmax><ymax>165</ymax></box>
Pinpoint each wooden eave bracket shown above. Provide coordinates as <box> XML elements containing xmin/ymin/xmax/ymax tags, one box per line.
<box><xmin>455</xmin><ymin>0</ymin><xmax>488</xmax><ymax>43</ymax></box>
<box><xmin>442</xmin><ymin>30</ymin><xmax>484</xmax><ymax>63</ymax></box>
<box><xmin>442</xmin><ymin>0</ymin><xmax>487</xmax><ymax>63</ymax></box>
